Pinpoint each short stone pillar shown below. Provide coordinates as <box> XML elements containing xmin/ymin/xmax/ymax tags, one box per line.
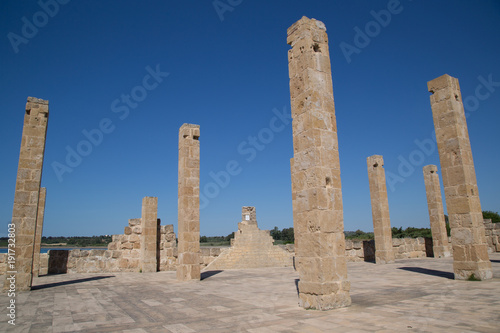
<box><xmin>367</xmin><ymin>155</ymin><xmax>395</xmax><ymax>264</ymax></box>
<box><xmin>140</xmin><ymin>196</ymin><xmax>158</xmax><ymax>273</ymax></box>
<box><xmin>4</xmin><ymin>97</ymin><xmax>49</xmax><ymax>292</ymax></box>
<box><xmin>288</xmin><ymin>17</ymin><xmax>351</xmax><ymax>310</ymax></box>
<box><xmin>423</xmin><ymin>165</ymin><xmax>451</xmax><ymax>258</ymax></box>
<box><xmin>428</xmin><ymin>74</ymin><xmax>492</xmax><ymax>280</ymax></box>
<box><xmin>32</xmin><ymin>187</ymin><xmax>47</xmax><ymax>277</ymax></box>
<box><xmin>177</xmin><ymin>124</ymin><xmax>201</xmax><ymax>281</ymax></box>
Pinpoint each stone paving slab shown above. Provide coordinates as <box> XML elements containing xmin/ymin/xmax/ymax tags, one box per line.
<box><xmin>1</xmin><ymin>254</ymin><xmax>500</xmax><ymax>332</ymax></box>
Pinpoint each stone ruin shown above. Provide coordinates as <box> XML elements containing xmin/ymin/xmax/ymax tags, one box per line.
<box><xmin>367</xmin><ymin>155</ymin><xmax>396</xmax><ymax>264</ymax></box>
<box><xmin>2</xmin><ymin>17</ymin><xmax>497</xmax><ymax>318</ymax></box>
<box><xmin>423</xmin><ymin>165</ymin><xmax>451</xmax><ymax>258</ymax></box>
<box><xmin>428</xmin><ymin>74</ymin><xmax>492</xmax><ymax>280</ymax></box>
<box><xmin>107</xmin><ymin>214</ymin><xmax>177</xmax><ymax>272</ymax></box>
<box><xmin>204</xmin><ymin>207</ymin><xmax>293</xmax><ymax>270</ymax></box>
<box><xmin>3</xmin><ymin>97</ymin><xmax>48</xmax><ymax>292</ymax></box>
<box><xmin>177</xmin><ymin>124</ymin><xmax>201</xmax><ymax>281</ymax></box>
<box><xmin>288</xmin><ymin>16</ymin><xmax>351</xmax><ymax>310</ymax></box>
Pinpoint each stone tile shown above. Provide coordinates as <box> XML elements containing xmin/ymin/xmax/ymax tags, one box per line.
<box><xmin>0</xmin><ymin>254</ymin><xmax>499</xmax><ymax>332</ymax></box>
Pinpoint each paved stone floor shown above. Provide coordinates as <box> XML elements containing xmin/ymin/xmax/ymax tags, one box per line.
<box><xmin>1</xmin><ymin>253</ymin><xmax>500</xmax><ymax>332</ymax></box>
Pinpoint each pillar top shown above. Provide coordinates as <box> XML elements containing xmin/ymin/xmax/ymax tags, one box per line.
<box><xmin>367</xmin><ymin>155</ymin><xmax>384</xmax><ymax>168</ymax></box>
<box><xmin>287</xmin><ymin>16</ymin><xmax>327</xmax><ymax>46</ymax></box>
<box><xmin>423</xmin><ymin>165</ymin><xmax>438</xmax><ymax>173</ymax></box>
<box><xmin>27</xmin><ymin>97</ymin><xmax>49</xmax><ymax>105</ymax></box>
<box><xmin>179</xmin><ymin>123</ymin><xmax>200</xmax><ymax>141</ymax></box>
<box><xmin>427</xmin><ymin>74</ymin><xmax>460</xmax><ymax>93</ymax></box>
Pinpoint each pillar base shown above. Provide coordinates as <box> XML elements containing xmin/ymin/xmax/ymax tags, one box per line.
<box><xmin>299</xmin><ymin>290</ymin><xmax>351</xmax><ymax>311</ymax></box>
<box><xmin>433</xmin><ymin>245</ymin><xmax>451</xmax><ymax>258</ymax></box>
<box><xmin>453</xmin><ymin>262</ymin><xmax>492</xmax><ymax>281</ymax></box>
<box><xmin>177</xmin><ymin>264</ymin><xmax>200</xmax><ymax>281</ymax></box>
<box><xmin>375</xmin><ymin>250</ymin><xmax>395</xmax><ymax>264</ymax></box>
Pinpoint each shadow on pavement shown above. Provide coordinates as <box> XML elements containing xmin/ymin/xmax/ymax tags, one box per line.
<box><xmin>32</xmin><ymin>276</ymin><xmax>114</xmax><ymax>290</ymax></box>
<box><xmin>201</xmin><ymin>270</ymin><xmax>223</xmax><ymax>280</ymax></box>
<box><xmin>398</xmin><ymin>267</ymin><xmax>454</xmax><ymax>279</ymax></box>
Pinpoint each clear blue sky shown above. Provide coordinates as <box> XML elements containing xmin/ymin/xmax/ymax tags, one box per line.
<box><xmin>1</xmin><ymin>0</ymin><xmax>499</xmax><ymax>237</ymax></box>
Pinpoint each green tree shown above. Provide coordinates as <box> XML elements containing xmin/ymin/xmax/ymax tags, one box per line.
<box><xmin>483</xmin><ymin>210</ymin><xmax>500</xmax><ymax>223</ymax></box>
<box><xmin>281</xmin><ymin>227</ymin><xmax>294</xmax><ymax>243</ymax></box>
<box><xmin>270</xmin><ymin>227</ymin><xmax>282</xmax><ymax>241</ymax></box>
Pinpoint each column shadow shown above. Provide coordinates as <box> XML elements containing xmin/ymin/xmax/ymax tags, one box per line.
<box><xmin>32</xmin><ymin>276</ymin><xmax>114</xmax><ymax>290</ymax></box>
<box><xmin>398</xmin><ymin>267</ymin><xmax>454</xmax><ymax>279</ymax></box>
<box><xmin>201</xmin><ymin>270</ymin><xmax>223</xmax><ymax>280</ymax></box>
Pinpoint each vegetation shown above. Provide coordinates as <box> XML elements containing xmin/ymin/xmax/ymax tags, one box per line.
<box><xmin>6</xmin><ymin>210</ymin><xmax>496</xmax><ymax>248</ymax></box>
<box><xmin>200</xmin><ymin>232</ymin><xmax>234</xmax><ymax>246</ymax></box>
<box><xmin>0</xmin><ymin>235</ymin><xmax>112</xmax><ymax>248</ymax></box>
<box><xmin>270</xmin><ymin>227</ymin><xmax>294</xmax><ymax>244</ymax></box>
<box><xmin>391</xmin><ymin>226</ymin><xmax>432</xmax><ymax>239</ymax></box>
<box><xmin>483</xmin><ymin>210</ymin><xmax>500</xmax><ymax>223</ymax></box>
<box><xmin>345</xmin><ymin>229</ymin><xmax>374</xmax><ymax>240</ymax></box>
<box><xmin>467</xmin><ymin>273</ymin><xmax>480</xmax><ymax>281</ymax></box>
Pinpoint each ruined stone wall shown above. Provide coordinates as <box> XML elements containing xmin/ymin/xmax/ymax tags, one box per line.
<box><xmin>392</xmin><ymin>238</ymin><xmax>427</xmax><ymax>259</ymax></box>
<box><xmin>484</xmin><ymin>219</ymin><xmax>500</xmax><ymax>253</ymax></box>
<box><xmin>204</xmin><ymin>222</ymin><xmax>293</xmax><ymax>270</ymax></box>
<box><xmin>0</xmin><ymin>237</ymin><xmax>432</xmax><ymax>276</ymax></box>
<box><xmin>107</xmin><ymin>218</ymin><xmax>177</xmax><ymax>272</ymax></box>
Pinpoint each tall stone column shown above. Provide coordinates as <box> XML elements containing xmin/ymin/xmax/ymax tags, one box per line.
<box><xmin>367</xmin><ymin>155</ymin><xmax>395</xmax><ymax>264</ymax></box>
<box><xmin>32</xmin><ymin>187</ymin><xmax>47</xmax><ymax>277</ymax></box>
<box><xmin>5</xmin><ymin>97</ymin><xmax>49</xmax><ymax>291</ymax></box>
<box><xmin>427</xmin><ymin>74</ymin><xmax>492</xmax><ymax>280</ymax></box>
<box><xmin>141</xmin><ymin>196</ymin><xmax>158</xmax><ymax>273</ymax></box>
<box><xmin>423</xmin><ymin>165</ymin><xmax>451</xmax><ymax>258</ymax></box>
<box><xmin>288</xmin><ymin>17</ymin><xmax>351</xmax><ymax>310</ymax></box>
<box><xmin>177</xmin><ymin>124</ymin><xmax>201</xmax><ymax>281</ymax></box>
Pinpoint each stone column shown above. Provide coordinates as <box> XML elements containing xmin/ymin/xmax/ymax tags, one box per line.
<box><xmin>423</xmin><ymin>165</ymin><xmax>451</xmax><ymax>258</ymax></box>
<box><xmin>367</xmin><ymin>155</ymin><xmax>395</xmax><ymax>264</ymax></box>
<box><xmin>141</xmin><ymin>196</ymin><xmax>158</xmax><ymax>273</ymax></box>
<box><xmin>288</xmin><ymin>17</ymin><xmax>351</xmax><ymax>310</ymax></box>
<box><xmin>177</xmin><ymin>124</ymin><xmax>201</xmax><ymax>281</ymax></box>
<box><xmin>32</xmin><ymin>187</ymin><xmax>47</xmax><ymax>277</ymax></box>
<box><xmin>428</xmin><ymin>74</ymin><xmax>492</xmax><ymax>280</ymax></box>
<box><xmin>4</xmin><ymin>97</ymin><xmax>49</xmax><ymax>291</ymax></box>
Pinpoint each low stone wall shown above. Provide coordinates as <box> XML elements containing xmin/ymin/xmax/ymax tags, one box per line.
<box><xmin>282</xmin><ymin>238</ymin><xmax>428</xmax><ymax>263</ymax></box>
<box><xmin>0</xmin><ymin>236</ymin><xmax>444</xmax><ymax>276</ymax></box>
<box><xmin>392</xmin><ymin>238</ymin><xmax>429</xmax><ymax>259</ymax></box>
<box><xmin>484</xmin><ymin>219</ymin><xmax>500</xmax><ymax>253</ymax></box>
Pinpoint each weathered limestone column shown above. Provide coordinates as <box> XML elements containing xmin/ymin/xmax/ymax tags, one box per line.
<box><xmin>428</xmin><ymin>74</ymin><xmax>492</xmax><ymax>280</ymax></box>
<box><xmin>423</xmin><ymin>165</ymin><xmax>451</xmax><ymax>258</ymax></box>
<box><xmin>288</xmin><ymin>17</ymin><xmax>351</xmax><ymax>310</ymax></box>
<box><xmin>32</xmin><ymin>187</ymin><xmax>47</xmax><ymax>277</ymax></box>
<box><xmin>141</xmin><ymin>196</ymin><xmax>158</xmax><ymax>273</ymax></box>
<box><xmin>177</xmin><ymin>124</ymin><xmax>201</xmax><ymax>281</ymax></box>
<box><xmin>367</xmin><ymin>155</ymin><xmax>395</xmax><ymax>264</ymax></box>
<box><xmin>4</xmin><ymin>97</ymin><xmax>49</xmax><ymax>291</ymax></box>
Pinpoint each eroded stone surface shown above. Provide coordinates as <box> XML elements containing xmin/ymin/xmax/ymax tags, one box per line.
<box><xmin>32</xmin><ymin>187</ymin><xmax>46</xmax><ymax>277</ymax></box>
<box><xmin>367</xmin><ymin>155</ymin><xmax>395</xmax><ymax>264</ymax></box>
<box><xmin>428</xmin><ymin>74</ymin><xmax>492</xmax><ymax>280</ymax></box>
<box><xmin>177</xmin><ymin>124</ymin><xmax>201</xmax><ymax>281</ymax></box>
<box><xmin>141</xmin><ymin>197</ymin><xmax>158</xmax><ymax>273</ymax></box>
<box><xmin>423</xmin><ymin>165</ymin><xmax>451</xmax><ymax>258</ymax></box>
<box><xmin>288</xmin><ymin>16</ymin><xmax>350</xmax><ymax>310</ymax></box>
<box><xmin>4</xmin><ymin>97</ymin><xmax>49</xmax><ymax>291</ymax></box>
